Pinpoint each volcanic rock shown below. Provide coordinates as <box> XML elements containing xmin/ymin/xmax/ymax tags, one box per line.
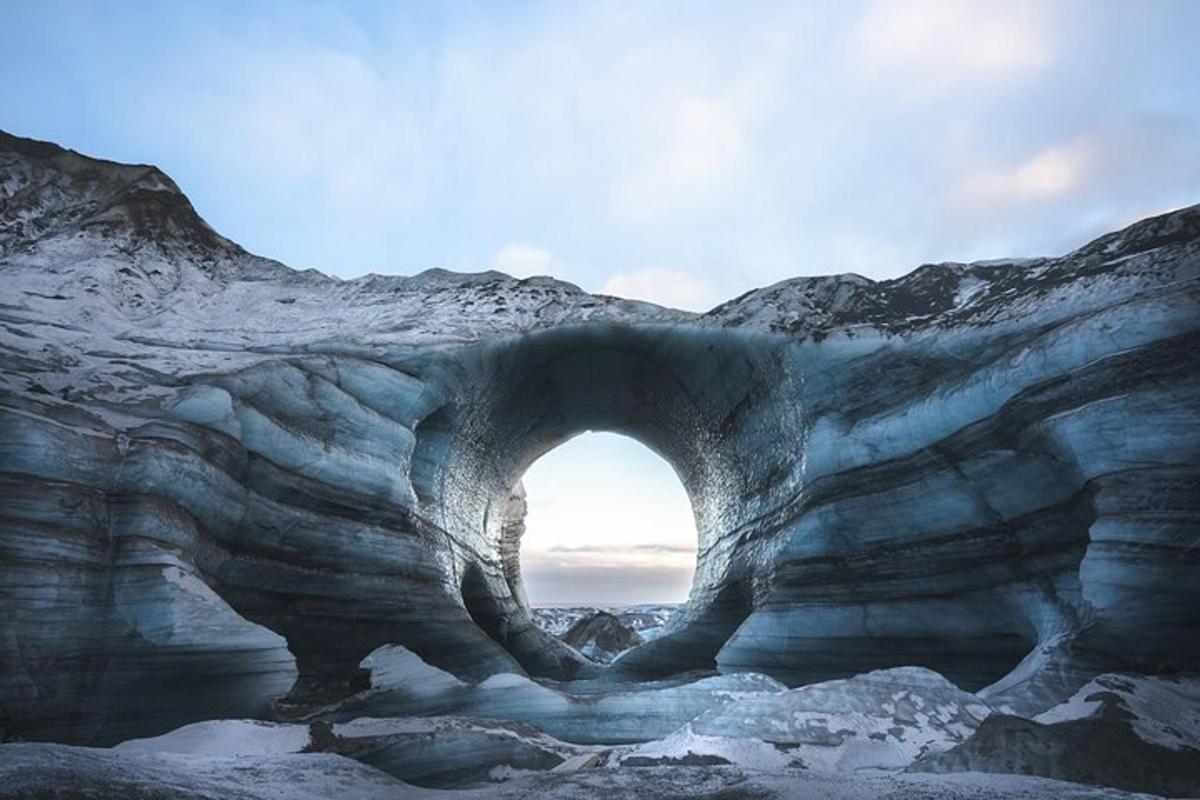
<box><xmin>561</xmin><ymin>612</ymin><xmax>644</xmax><ymax>663</ymax></box>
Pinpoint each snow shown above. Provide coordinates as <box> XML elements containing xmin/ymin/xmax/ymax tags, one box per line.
<box><xmin>332</xmin><ymin>663</ymin><xmax>788</xmax><ymax>746</ymax></box>
<box><xmin>617</xmin><ymin>726</ymin><xmax>795</xmax><ymax>770</ymax></box>
<box><xmin>8</xmin><ymin>150</ymin><xmax>1189</xmax><ymax>411</ymax></box>
<box><xmin>331</xmin><ymin>717</ymin><xmax>439</xmax><ymax>737</ymax></box>
<box><xmin>683</xmin><ymin>667</ymin><xmax>992</xmax><ymax>772</ymax></box>
<box><xmin>0</xmin><ymin>743</ymin><xmax>416</xmax><ymax>800</ymax></box>
<box><xmin>0</xmin><ymin>743</ymin><xmax>1159</xmax><ymax>800</ymax></box>
<box><xmin>113</xmin><ymin>719</ymin><xmax>311</xmax><ymax>757</ymax></box>
<box><xmin>478</xmin><ymin>672</ymin><xmax>545</xmax><ymax>691</ymax></box>
<box><xmin>954</xmin><ymin>275</ymin><xmax>989</xmax><ymax>305</ymax></box>
<box><xmin>330</xmin><ymin>715</ymin><xmax>582</xmax><ymax>751</ymax></box>
<box><xmin>360</xmin><ymin>644</ymin><xmax>467</xmax><ymax>695</ymax></box>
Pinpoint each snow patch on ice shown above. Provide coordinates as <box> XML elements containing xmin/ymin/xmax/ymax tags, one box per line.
<box><xmin>478</xmin><ymin>672</ymin><xmax>541</xmax><ymax>691</ymax></box>
<box><xmin>114</xmin><ymin>719</ymin><xmax>311</xmax><ymax>757</ymax></box>
<box><xmin>686</xmin><ymin>667</ymin><xmax>992</xmax><ymax>772</ymax></box>
<box><xmin>360</xmin><ymin>644</ymin><xmax>467</xmax><ymax>696</ymax></box>
<box><xmin>618</xmin><ymin>725</ymin><xmax>795</xmax><ymax>770</ymax></box>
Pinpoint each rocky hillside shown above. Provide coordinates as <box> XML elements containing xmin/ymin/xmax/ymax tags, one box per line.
<box><xmin>532</xmin><ymin>605</ymin><xmax>677</xmax><ymax>640</ymax></box>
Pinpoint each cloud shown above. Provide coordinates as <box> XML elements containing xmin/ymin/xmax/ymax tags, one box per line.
<box><xmin>602</xmin><ymin>268</ymin><xmax>716</xmax><ymax>311</ymax></box>
<box><xmin>958</xmin><ymin>139</ymin><xmax>1096</xmax><ymax>207</ymax></box>
<box><xmin>492</xmin><ymin>243</ymin><xmax>559</xmax><ymax>278</ymax></box>
<box><xmin>177</xmin><ymin>46</ymin><xmax>427</xmax><ymax>210</ymax></box>
<box><xmin>527</xmin><ymin>543</ymin><xmax>697</xmax><ymax>572</ymax></box>
<box><xmin>949</xmin><ymin>118</ymin><xmax>1200</xmax><ymax>233</ymax></box>
<box><xmin>851</xmin><ymin>0</ymin><xmax>1051</xmax><ymax>90</ymax></box>
<box><xmin>548</xmin><ymin>543</ymin><xmax>695</xmax><ymax>555</ymax></box>
<box><xmin>615</xmin><ymin>93</ymin><xmax>750</xmax><ymax>221</ymax></box>
<box><xmin>521</xmin><ymin>563</ymin><xmax>695</xmax><ymax>606</ymax></box>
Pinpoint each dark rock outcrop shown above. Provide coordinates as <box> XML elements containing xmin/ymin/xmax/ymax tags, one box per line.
<box><xmin>912</xmin><ymin>674</ymin><xmax>1200</xmax><ymax>797</ymax></box>
<box><xmin>560</xmin><ymin>612</ymin><xmax>643</xmax><ymax>663</ymax></box>
<box><xmin>2</xmin><ymin>130</ymin><xmax>1198</xmax><ymax>744</ymax></box>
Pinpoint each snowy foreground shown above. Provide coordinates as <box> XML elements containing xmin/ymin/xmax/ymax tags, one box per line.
<box><xmin>0</xmin><ymin>746</ymin><xmax>1161</xmax><ymax>800</ymax></box>
<box><xmin>2</xmin><ymin>645</ymin><xmax>1196</xmax><ymax>798</ymax></box>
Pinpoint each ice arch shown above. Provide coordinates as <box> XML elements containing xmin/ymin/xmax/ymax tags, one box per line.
<box><xmin>4</xmin><ymin>134</ymin><xmax>1196</xmax><ymax>745</ymax></box>
<box><xmin>411</xmin><ymin>323</ymin><xmax>805</xmax><ymax>680</ymax></box>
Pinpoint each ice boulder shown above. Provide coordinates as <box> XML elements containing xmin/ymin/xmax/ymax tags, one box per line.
<box><xmin>322</xmin><ymin>716</ymin><xmax>596</xmax><ymax>788</ymax></box>
<box><xmin>618</xmin><ymin>666</ymin><xmax>990</xmax><ymax>771</ymax></box>
<box><xmin>114</xmin><ymin>719</ymin><xmax>312</xmax><ymax>757</ymax></box>
<box><xmin>325</xmin><ymin>668</ymin><xmax>787</xmax><ymax>745</ymax></box>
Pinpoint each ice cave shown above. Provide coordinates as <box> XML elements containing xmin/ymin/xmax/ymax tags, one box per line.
<box><xmin>1</xmin><ymin>131</ymin><xmax>1199</xmax><ymax>798</ymax></box>
<box><xmin>516</xmin><ymin>431</ymin><xmax>698</xmax><ymax>608</ymax></box>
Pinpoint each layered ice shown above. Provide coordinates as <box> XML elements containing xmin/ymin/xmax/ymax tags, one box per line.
<box><xmin>327</xmin><ymin>645</ymin><xmax>788</xmax><ymax>745</ymax></box>
<box><xmin>1</xmin><ymin>129</ymin><xmax>1198</xmax><ymax>755</ymax></box>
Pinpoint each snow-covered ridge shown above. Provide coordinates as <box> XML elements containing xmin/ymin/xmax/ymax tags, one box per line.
<box><xmin>3</xmin><ymin>127</ymin><xmax>1197</xmax><ymax>404</ymax></box>
<box><xmin>0</xmin><ymin>130</ymin><xmax>692</xmax><ymax>401</ymax></box>
<box><xmin>703</xmin><ymin>205</ymin><xmax>1200</xmax><ymax>337</ymax></box>
<box><xmin>618</xmin><ymin>666</ymin><xmax>991</xmax><ymax>772</ymax></box>
<box><xmin>532</xmin><ymin>605</ymin><xmax>678</xmax><ymax>640</ymax></box>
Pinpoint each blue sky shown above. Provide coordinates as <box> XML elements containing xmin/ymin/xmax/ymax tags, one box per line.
<box><xmin>4</xmin><ymin>1</ymin><xmax>1197</xmax><ymax>605</ymax></box>
<box><xmin>3</xmin><ymin>0</ymin><xmax>1197</xmax><ymax>310</ymax></box>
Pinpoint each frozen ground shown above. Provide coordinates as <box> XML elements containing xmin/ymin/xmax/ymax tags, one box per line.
<box><xmin>0</xmin><ymin>744</ymin><xmax>1168</xmax><ymax>800</ymax></box>
<box><xmin>8</xmin><ymin>650</ymin><xmax>1194</xmax><ymax>798</ymax></box>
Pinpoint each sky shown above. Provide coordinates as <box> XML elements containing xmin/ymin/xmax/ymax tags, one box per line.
<box><xmin>2</xmin><ymin>0</ymin><xmax>1198</xmax><ymax>311</ymax></box>
<box><xmin>3</xmin><ymin>1</ymin><xmax>1197</xmax><ymax>604</ymax></box>
<box><xmin>519</xmin><ymin>433</ymin><xmax>696</xmax><ymax>606</ymax></box>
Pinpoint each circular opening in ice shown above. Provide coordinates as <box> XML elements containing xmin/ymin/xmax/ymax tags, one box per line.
<box><xmin>519</xmin><ymin>432</ymin><xmax>698</xmax><ymax>608</ymax></box>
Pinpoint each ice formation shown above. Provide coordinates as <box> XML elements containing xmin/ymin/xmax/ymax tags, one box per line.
<box><xmin>1</xmin><ymin>130</ymin><xmax>1198</xmax><ymax>796</ymax></box>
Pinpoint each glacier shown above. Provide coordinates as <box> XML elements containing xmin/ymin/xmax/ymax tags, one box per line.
<box><xmin>1</xmin><ymin>129</ymin><xmax>1199</xmax><ymax>797</ymax></box>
